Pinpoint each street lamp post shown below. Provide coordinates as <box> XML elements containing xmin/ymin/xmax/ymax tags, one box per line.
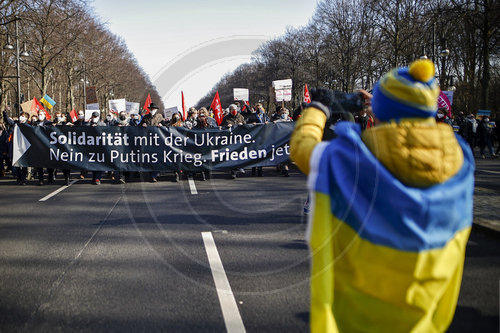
<box><xmin>439</xmin><ymin>39</ymin><xmax>450</xmax><ymax>89</ymax></box>
<box><xmin>80</xmin><ymin>73</ymin><xmax>89</xmax><ymax>111</ymax></box>
<box><xmin>2</xmin><ymin>16</ymin><xmax>29</xmax><ymax>117</ymax></box>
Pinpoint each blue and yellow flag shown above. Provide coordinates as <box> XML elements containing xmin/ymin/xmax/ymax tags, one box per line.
<box><xmin>307</xmin><ymin>121</ymin><xmax>474</xmax><ymax>333</ymax></box>
<box><xmin>40</xmin><ymin>94</ymin><xmax>56</xmax><ymax>110</ymax></box>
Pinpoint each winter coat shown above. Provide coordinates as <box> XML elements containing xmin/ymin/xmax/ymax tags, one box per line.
<box><xmin>246</xmin><ymin>112</ymin><xmax>270</xmax><ymax>124</ymax></box>
<box><xmin>477</xmin><ymin>119</ymin><xmax>492</xmax><ymax>146</ymax></box>
<box><xmin>139</xmin><ymin>112</ymin><xmax>164</xmax><ymax>126</ymax></box>
<box><xmin>290</xmin><ymin>106</ymin><xmax>474</xmax><ymax>333</ymax></box>
<box><xmin>221</xmin><ymin>113</ymin><xmax>246</xmax><ymax>127</ymax></box>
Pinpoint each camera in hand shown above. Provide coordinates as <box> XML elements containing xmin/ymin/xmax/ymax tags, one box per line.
<box><xmin>331</xmin><ymin>91</ymin><xmax>364</xmax><ymax>114</ymax></box>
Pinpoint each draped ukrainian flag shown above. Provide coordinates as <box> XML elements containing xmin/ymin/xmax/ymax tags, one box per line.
<box><xmin>307</xmin><ymin>122</ymin><xmax>474</xmax><ymax>333</ymax></box>
<box><xmin>40</xmin><ymin>94</ymin><xmax>56</xmax><ymax>110</ymax></box>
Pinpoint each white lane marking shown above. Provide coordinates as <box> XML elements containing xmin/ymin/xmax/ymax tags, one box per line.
<box><xmin>39</xmin><ymin>179</ymin><xmax>80</xmax><ymax>202</ymax></box>
<box><xmin>477</xmin><ymin>169</ymin><xmax>500</xmax><ymax>175</ymax></box>
<box><xmin>188</xmin><ymin>176</ymin><xmax>198</xmax><ymax>194</ymax></box>
<box><xmin>202</xmin><ymin>232</ymin><xmax>246</xmax><ymax>333</ymax></box>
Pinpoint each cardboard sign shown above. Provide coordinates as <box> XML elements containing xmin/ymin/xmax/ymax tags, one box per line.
<box><xmin>87</xmin><ymin>103</ymin><xmax>100</xmax><ymax>110</ymax></box>
<box><xmin>233</xmin><ymin>88</ymin><xmax>249</xmax><ymax>101</ymax></box>
<box><xmin>126</xmin><ymin>101</ymin><xmax>140</xmax><ymax>114</ymax></box>
<box><xmin>108</xmin><ymin>99</ymin><xmax>126</xmax><ymax>112</ymax></box>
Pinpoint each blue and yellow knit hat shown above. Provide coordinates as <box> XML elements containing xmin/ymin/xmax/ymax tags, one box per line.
<box><xmin>372</xmin><ymin>59</ymin><xmax>440</xmax><ymax>121</ymax></box>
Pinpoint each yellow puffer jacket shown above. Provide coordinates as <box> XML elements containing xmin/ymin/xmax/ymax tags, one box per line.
<box><xmin>290</xmin><ymin>107</ymin><xmax>463</xmax><ymax>186</ymax></box>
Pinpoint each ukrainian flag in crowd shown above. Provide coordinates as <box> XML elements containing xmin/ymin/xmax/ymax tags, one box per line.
<box><xmin>307</xmin><ymin>122</ymin><xmax>474</xmax><ymax>333</ymax></box>
<box><xmin>40</xmin><ymin>94</ymin><xmax>56</xmax><ymax>110</ymax></box>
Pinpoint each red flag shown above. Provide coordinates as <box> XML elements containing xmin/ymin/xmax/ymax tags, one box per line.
<box><xmin>143</xmin><ymin>93</ymin><xmax>152</xmax><ymax>115</ymax></box>
<box><xmin>181</xmin><ymin>91</ymin><xmax>186</xmax><ymax>121</ymax></box>
<box><xmin>32</xmin><ymin>97</ymin><xmax>51</xmax><ymax>120</ymax></box>
<box><xmin>210</xmin><ymin>91</ymin><xmax>223</xmax><ymax>125</ymax></box>
<box><xmin>304</xmin><ymin>84</ymin><xmax>311</xmax><ymax>103</ymax></box>
<box><xmin>69</xmin><ymin>109</ymin><xmax>78</xmax><ymax>123</ymax></box>
<box><xmin>438</xmin><ymin>90</ymin><xmax>452</xmax><ymax>118</ymax></box>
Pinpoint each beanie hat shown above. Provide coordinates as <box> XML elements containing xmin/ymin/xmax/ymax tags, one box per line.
<box><xmin>372</xmin><ymin>59</ymin><xmax>440</xmax><ymax>121</ymax></box>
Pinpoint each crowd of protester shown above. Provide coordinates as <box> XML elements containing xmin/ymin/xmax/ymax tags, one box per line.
<box><xmin>0</xmin><ymin>101</ymin><xmax>300</xmax><ymax>186</ymax></box>
<box><xmin>1</xmin><ymin>98</ymin><xmax>499</xmax><ymax>186</ymax></box>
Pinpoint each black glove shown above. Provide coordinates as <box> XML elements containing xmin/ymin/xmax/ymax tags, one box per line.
<box><xmin>309</xmin><ymin>88</ymin><xmax>335</xmax><ymax>119</ymax></box>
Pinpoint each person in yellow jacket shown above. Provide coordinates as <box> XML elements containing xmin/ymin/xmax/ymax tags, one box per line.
<box><xmin>290</xmin><ymin>59</ymin><xmax>474</xmax><ymax>333</ymax></box>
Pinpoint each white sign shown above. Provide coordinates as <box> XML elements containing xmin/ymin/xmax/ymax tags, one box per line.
<box><xmin>86</xmin><ymin>103</ymin><xmax>100</xmax><ymax>110</ymax></box>
<box><xmin>272</xmin><ymin>79</ymin><xmax>292</xmax><ymax>90</ymax></box>
<box><xmin>273</xmin><ymin>79</ymin><xmax>293</xmax><ymax>102</ymax></box>
<box><xmin>126</xmin><ymin>101</ymin><xmax>140</xmax><ymax>114</ymax></box>
<box><xmin>85</xmin><ymin>109</ymin><xmax>100</xmax><ymax>121</ymax></box>
<box><xmin>233</xmin><ymin>88</ymin><xmax>249</xmax><ymax>101</ymax></box>
<box><xmin>164</xmin><ymin>106</ymin><xmax>179</xmax><ymax>119</ymax></box>
<box><xmin>108</xmin><ymin>98</ymin><xmax>126</xmax><ymax>112</ymax></box>
<box><xmin>442</xmin><ymin>91</ymin><xmax>454</xmax><ymax>105</ymax></box>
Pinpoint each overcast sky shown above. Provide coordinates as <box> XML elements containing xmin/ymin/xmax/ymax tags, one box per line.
<box><xmin>91</xmin><ymin>0</ymin><xmax>318</xmax><ymax>109</ymax></box>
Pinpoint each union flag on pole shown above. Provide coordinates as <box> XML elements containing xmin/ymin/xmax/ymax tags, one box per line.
<box><xmin>210</xmin><ymin>91</ymin><xmax>223</xmax><ymax>125</ymax></box>
<box><xmin>143</xmin><ymin>93</ymin><xmax>152</xmax><ymax>114</ymax></box>
<box><xmin>31</xmin><ymin>97</ymin><xmax>51</xmax><ymax>120</ymax></box>
<box><xmin>304</xmin><ymin>84</ymin><xmax>311</xmax><ymax>103</ymax></box>
<box><xmin>181</xmin><ymin>91</ymin><xmax>187</xmax><ymax>121</ymax></box>
<box><xmin>69</xmin><ymin>109</ymin><xmax>78</xmax><ymax>123</ymax></box>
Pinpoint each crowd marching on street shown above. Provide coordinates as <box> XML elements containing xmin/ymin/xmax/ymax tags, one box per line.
<box><xmin>1</xmin><ymin>95</ymin><xmax>499</xmax><ymax>187</ymax></box>
<box><xmin>0</xmin><ymin>100</ymin><xmax>296</xmax><ymax>186</ymax></box>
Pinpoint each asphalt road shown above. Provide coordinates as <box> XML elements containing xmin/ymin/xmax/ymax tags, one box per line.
<box><xmin>0</xmin><ymin>166</ymin><xmax>498</xmax><ymax>332</ymax></box>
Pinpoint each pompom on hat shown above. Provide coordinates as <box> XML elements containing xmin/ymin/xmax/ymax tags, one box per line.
<box><xmin>372</xmin><ymin>59</ymin><xmax>440</xmax><ymax>121</ymax></box>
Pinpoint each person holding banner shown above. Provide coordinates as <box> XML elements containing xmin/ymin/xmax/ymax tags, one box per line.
<box><xmin>274</xmin><ymin>108</ymin><xmax>292</xmax><ymax>177</ymax></box>
<box><xmin>221</xmin><ymin>104</ymin><xmax>245</xmax><ymax>128</ymax></box>
<box><xmin>34</xmin><ymin>110</ymin><xmax>54</xmax><ymax>185</ymax></box>
<box><xmin>246</xmin><ymin>103</ymin><xmax>269</xmax><ymax>125</ymax></box>
<box><xmin>88</xmin><ymin>112</ymin><xmax>106</xmax><ymax>185</ymax></box>
<box><xmin>198</xmin><ymin>107</ymin><xmax>217</xmax><ymax>128</ymax></box>
<box><xmin>184</xmin><ymin>107</ymin><xmax>198</xmax><ymax>129</ymax></box>
<box><xmin>3</xmin><ymin>111</ymin><xmax>30</xmax><ymax>185</ymax></box>
<box><xmin>53</xmin><ymin>112</ymin><xmax>72</xmax><ymax>185</ymax></box>
<box><xmin>290</xmin><ymin>59</ymin><xmax>474</xmax><ymax>333</ymax></box>
<box><xmin>140</xmin><ymin>102</ymin><xmax>164</xmax><ymax>127</ymax></box>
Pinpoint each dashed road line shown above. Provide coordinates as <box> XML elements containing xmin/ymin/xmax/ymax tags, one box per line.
<box><xmin>202</xmin><ymin>231</ymin><xmax>246</xmax><ymax>333</ymax></box>
<box><xmin>39</xmin><ymin>179</ymin><xmax>80</xmax><ymax>202</ymax></box>
<box><xmin>188</xmin><ymin>176</ymin><xmax>198</xmax><ymax>194</ymax></box>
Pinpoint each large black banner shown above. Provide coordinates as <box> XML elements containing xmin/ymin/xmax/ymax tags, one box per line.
<box><xmin>13</xmin><ymin>123</ymin><xmax>293</xmax><ymax>172</ymax></box>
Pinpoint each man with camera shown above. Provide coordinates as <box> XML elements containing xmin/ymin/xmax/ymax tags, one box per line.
<box><xmin>290</xmin><ymin>59</ymin><xmax>474</xmax><ymax>333</ymax></box>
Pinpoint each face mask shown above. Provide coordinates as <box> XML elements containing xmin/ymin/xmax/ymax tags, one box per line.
<box><xmin>281</xmin><ymin>114</ymin><xmax>288</xmax><ymax>119</ymax></box>
<box><xmin>231</xmin><ymin>110</ymin><xmax>237</xmax><ymax>116</ymax></box>
<box><xmin>134</xmin><ymin>115</ymin><xmax>140</xmax><ymax>120</ymax></box>
<box><xmin>92</xmin><ymin>117</ymin><xmax>99</xmax><ymax>123</ymax></box>
<box><xmin>57</xmin><ymin>116</ymin><xmax>63</xmax><ymax>122</ymax></box>
<box><xmin>38</xmin><ymin>113</ymin><xmax>45</xmax><ymax>121</ymax></box>
<box><xmin>32</xmin><ymin>118</ymin><xmax>38</xmax><ymax>122</ymax></box>
<box><xmin>437</xmin><ymin>113</ymin><xmax>444</xmax><ymax>119</ymax></box>
<box><xmin>107</xmin><ymin>115</ymin><xmax>113</xmax><ymax>120</ymax></box>
<box><xmin>119</xmin><ymin>115</ymin><xmax>127</xmax><ymax>121</ymax></box>
<box><xmin>173</xmin><ymin>116</ymin><xmax>179</xmax><ymax>121</ymax></box>
<box><xmin>78</xmin><ymin>114</ymin><xmax>84</xmax><ymax>120</ymax></box>
<box><xmin>484</xmin><ymin>118</ymin><xmax>489</xmax><ymax>122</ymax></box>
<box><xmin>19</xmin><ymin>116</ymin><xmax>27</xmax><ymax>123</ymax></box>
<box><xmin>151</xmin><ymin>110</ymin><xmax>157</xmax><ymax>115</ymax></box>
